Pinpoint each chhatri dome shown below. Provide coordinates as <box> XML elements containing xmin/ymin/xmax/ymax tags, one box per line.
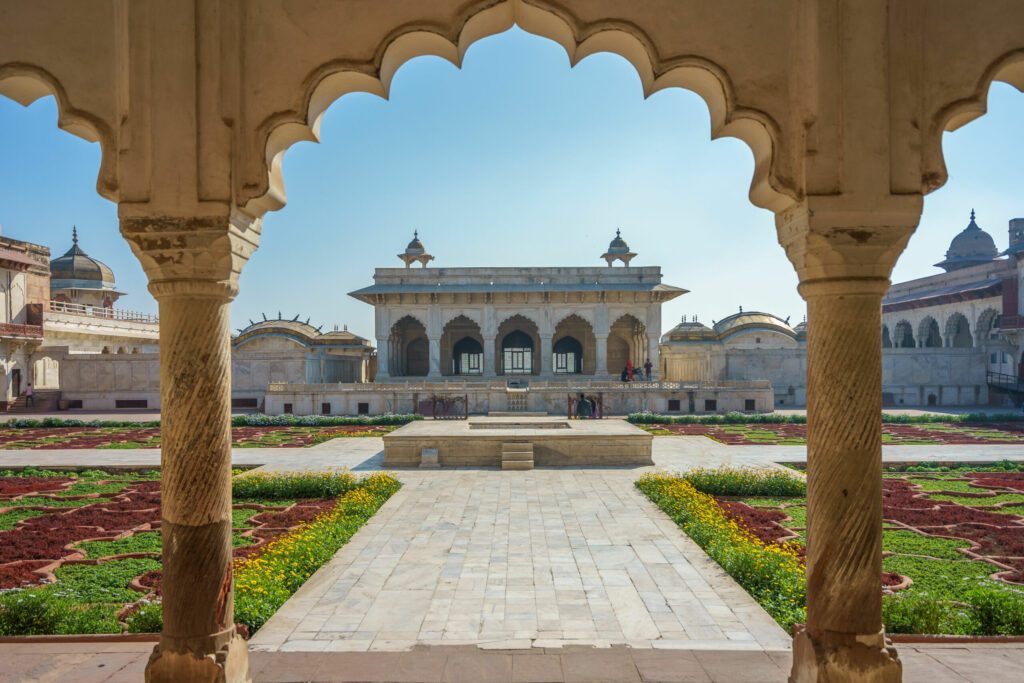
<box><xmin>49</xmin><ymin>227</ymin><xmax>122</xmax><ymax>305</ymax></box>
<box><xmin>397</xmin><ymin>231</ymin><xmax>434</xmax><ymax>268</ymax></box>
<box><xmin>935</xmin><ymin>209</ymin><xmax>999</xmax><ymax>272</ymax></box>
<box><xmin>601</xmin><ymin>229</ymin><xmax>637</xmax><ymax>267</ymax></box>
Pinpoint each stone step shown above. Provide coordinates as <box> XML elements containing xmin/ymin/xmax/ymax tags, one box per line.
<box><xmin>501</xmin><ymin>442</ymin><xmax>534</xmax><ymax>470</ymax></box>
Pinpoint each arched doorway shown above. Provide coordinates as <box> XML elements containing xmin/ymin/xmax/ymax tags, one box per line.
<box><xmin>553</xmin><ymin>336</ymin><xmax>583</xmax><ymax>374</ymax></box>
<box><xmin>919</xmin><ymin>317</ymin><xmax>942</xmax><ymax>348</ymax></box>
<box><xmin>389</xmin><ymin>316</ymin><xmax>428</xmax><ymax>376</ymax></box>
<box><xmin>453</xmin><ymin>336</ymin><xmax>483</xmax><ymax>375</ymax></box>
<box><xmin>946</xmin><ymin>313</ymin><xmax>972</xmax><ymax>348</ymax></box>
<box><xmin>608</xmin><ymin>314</ymin><xmax>647</xmax><ymax>374</ymax></box>
<box><xmin>881</xmin><ymin>325</ymin><xmax>892</xmax><ymax>348</ymax></box>
<box><xmin>553</xmin><ymin>314</ymin><xmax>596</xmax><ymax>374</ymax></box>
<box><xmin>441</xmin><ymin>315</ymin><xmax>484</xmax><ymax>376</ymax></box>
<box><xmin>501</xmin><ymin>330</ymin><xmax>534</xmax><ymax>375</ymax></box>
<box><xmin>893</xmin><ymin>320</ymin><xmax>914</xmax><ymax>348</ymax></box>
<box><xmin>496</xmin><ymin>315</ymin><xmax>539</xmax><ymax>375</ymax></box>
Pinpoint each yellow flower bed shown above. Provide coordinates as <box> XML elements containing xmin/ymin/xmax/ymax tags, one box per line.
<box><xmin>234</xmin><ymin>472</ymin><xmax>401</xmax><ymax>632</ymax></box>
<box><xmin>636</xmin><ymin>472</ymin><xmax>806</xmax><ymax>630</ymax></box>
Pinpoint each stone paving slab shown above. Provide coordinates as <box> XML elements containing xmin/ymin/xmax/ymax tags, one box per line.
<box><xmin>2</xmin><ymin>642</ymin><xmax>1023</xmax><ymax>682</ymax></box>
<box><xmin>248</xmin><ymin>469</ymin><xmax>791</xmax><ymax>653</ymax></box>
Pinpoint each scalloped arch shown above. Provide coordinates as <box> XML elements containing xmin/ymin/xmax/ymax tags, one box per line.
<box><xmin>443</xmin><ymin>312</ymin><xmax>482</xmax><ymax>328</ymax></box>
<box><xmin>243</xmin><ymin>0</ymin><xmax>795</xmax><ymax>218</ymax></box>
<box><xmin>926</xmin><ymin>50</ymin><xmax>1024</xmax><ymax>194</ymax></box>
<box><xmin>0</xmin><ymin>64</ymin><xmax>117</xmax><ymax>202</ymax></box>
<box><xmin>610</xmin><ymin>312</ymin><xmax>646</xmax><ymax>328</ymax></box>
<box><xmin>496</xmin><ymin>312</ymin><xmax>541</xmax><ymax>330</ymax></box>
<box><xmin>553</xmin><ymin>312</ymin><xmax>594</xmax><ymax>329</ymax></box>
<box><xmin>389</xmin><ymin>313</ymin><xmax>429</xmax><ymax>333</ymax></box>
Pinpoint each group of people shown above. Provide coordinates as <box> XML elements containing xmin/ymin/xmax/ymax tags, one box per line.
<box><xmin>620</xmin><ymin>359</ymin><xmax>654</xmax><ymax>382</ymax></box>
<box><xmin>574</xmin><ymin>393</ymin><xmax>598</xmax><ymax>419</ymax></box>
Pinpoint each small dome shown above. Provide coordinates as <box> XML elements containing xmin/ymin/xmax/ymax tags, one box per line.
<box><xmin>935</xmin><ymin>210</ymin><xmax>998</xmax><ymax>272</ymax></box>
<box><xmin>607</xmin><ymin>229</ymin><xmax>630</xmax><ymax>254</ymax></box>
<box><xmin>404</xmin><ymin>231</ymin><xmax>425</xmax><ymax>255</ymax></box>
<box><xmin>49</xmin><ymin>227</ymin><xmax>116</xmax><ymax>290</ymax></box>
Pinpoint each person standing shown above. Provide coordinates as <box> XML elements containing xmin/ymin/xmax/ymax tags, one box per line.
<box><xmin>25</xmin><ymin>383</ymin><xmax>34</xmax><ymax>407</ymax></box>
<box><xmin>576</xmin><ymin>393</ymin><xmax>592</xmax><ymax>419</ymax></box>
<box><xmin>644</xmin><ymin>358</ymin><xmax>653</xmax><ymax>381</ymax></box>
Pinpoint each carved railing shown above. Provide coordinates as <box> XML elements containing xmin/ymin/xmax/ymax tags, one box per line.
<box><xmin>46</xmin><ymin>300</ymin><xmax>158</xmax><ymax>324</ymax></box>
<box><xmin>267</xmin><ymin>378</ymin><xmax>772</xmax><ymax>393</ymax></box>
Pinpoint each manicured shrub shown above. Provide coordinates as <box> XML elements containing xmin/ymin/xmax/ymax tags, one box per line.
<box><xmin>234</xmin><ymin>472</ymin><xmax>401</xmax><ymax>633</ymax></box>
<box><xmin>232</xmin><ymin>470</ymin><xmax>358</xmax><ymax>500</ymax></box>
<box><xmin>0</xmin><ymin>590</ymin><xmax>120</xmax><ymax>635</ymax></box>
<box><xmin>964</xmin><ymin>587</ymin><xmax>1024</xmax><ymax>635</ymax></box>
<box><xmin>126</xmin><ymin>601</ymin><xmax>163</xmax><ymax>633</ymax></box>
<box><xmin>882</xmin><ymin>592</ymin><xmax>947</xmax><ymax>634</ymax></box>
<box><xmin>231</xmin><ymin>414</ymin><xmax>421</xmax><ymax>428</ymax></box>
<box><xmin>635</xmin><ymin>472</ymin><xmax>806</xmax><ymax>631</ymax></box>
<box><xmin>679</xmin><ymin>467</ymin><xmax>806</xmax><ymax>497</ymax></box>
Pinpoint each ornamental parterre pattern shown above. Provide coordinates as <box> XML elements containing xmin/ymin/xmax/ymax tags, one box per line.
<box><xmin>0</xmin><ymin>473</ymin><xmax>339</xmax><ymax>631</ymax></box>
<box><xmin>0</xmin><ymin>426</ymin><xmax>394</xmax><ymax>450</ymax></box>
<box><xmin>716</xmin><ymin>471</ymin><xmax>1024</xmax><ymax>585</ymax></box>
<box><xmin>645</xmin><ymin>423</ymin><xmax>1024</xmax><ymax>445</ymax></box>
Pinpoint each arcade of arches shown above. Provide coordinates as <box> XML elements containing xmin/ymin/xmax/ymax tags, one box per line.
<box><xmin>4</xmin><ymin>1</ymin><xmax>1024</xmax><ymax>682</ymax></box>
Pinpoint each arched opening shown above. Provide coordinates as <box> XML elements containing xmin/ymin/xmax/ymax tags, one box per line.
<box><xmin>553</xmin><ymin>336</ymin><xmax>583</xmax><ymax>374</ymax></box>
<box><xmin>918</xmin><ymin>317</ymin><xmax>942</xmax><ymax>348</ymax></box>
<box><xmin>496</xmin><ymin>315</ymin><xmax>539</xmax><ymax>375</ymax></box>
<box><xmin>975</xmin><ymin>307</ymin><xmax>1000</xmax><ymax>345</ymax></box>
<box><xmin>608</xmin><ymin>314</ymin><xmax>647</xmax><ymax>374</ymax></box>
<box><xmin>452</xmin><ymin>336</ymin><xmax>483</xmax><ymax>376</ymax></box>
<box><xmin>501</xmin><ymin>330</ymin><xmax>534</xmax><ymax>375</ymax></box>
<box><xmin>882</xmin><ymin>325</ymin><xmax>893</xmax><ymax>348</ymax></box>
<box><xmin>945</xmin><ymin>312</ymin><xmax>972</xmax><ymax>348</ymax></box>
<box><xmin>553</xmin><ymin>314</ymin><xmax>596</xmax><ymax>375</ymax></box>
<box><xmin>927</xmin><ymin>393</ymin><xmax>938</xmax><ymax>407</ymax></box>
<box><xmin>441</xmin><ymin>315</ymin><xmax>483</xmax><ymax>376</ymax></box>
<box><xmin>388</xmin><ymin>315</ymin><xmax>428</xmax><ymax>376</ymax></box>
<box><xmin>893</xmin><ymin>320</ymin><xmax>915</xmax><ymax>348</ymax></box>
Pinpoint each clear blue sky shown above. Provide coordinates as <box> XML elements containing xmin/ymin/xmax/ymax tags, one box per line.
<box><xmin>2</xmin><ymin>28</ymin><xmax>1022</xmax><ymax>337</ymax></box>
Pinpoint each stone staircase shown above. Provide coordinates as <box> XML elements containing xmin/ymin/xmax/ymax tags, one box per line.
<box><xmin>6</xmin><ymin>389</ymin><xmax>61</xmax><ymax>413</ymax></box>
<box><xmin>501</xmin><ymin>442</ymin><xmax>534</xmax><ymax>470</ymax></box>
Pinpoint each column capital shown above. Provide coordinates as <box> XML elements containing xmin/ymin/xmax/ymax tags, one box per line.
<box><xmin>120</xmin><ymin>204</ymin><xmax>261</xmax><ymax>301</ymax></box>
<box><xmin>776</xmin><ymin>194</ymin><xmax>922</xmax><ymax>297</ymax></box>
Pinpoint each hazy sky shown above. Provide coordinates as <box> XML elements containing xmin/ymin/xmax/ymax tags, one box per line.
<box><xmin>2</xmin><ymin>28</ymin><xmax>1022</xmax><ymax>337</ymax></box>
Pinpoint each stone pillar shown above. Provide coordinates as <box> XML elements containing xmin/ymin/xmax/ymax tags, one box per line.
<box><xmin>595</xmin><ymin>334</ymin><xmax>609</xmax><ymax>377</ymax></box>
<box><xmin>428</xmin><ymin>336</ymin><xmax>441</xmax><ymax>377</ymax></box>
<box><xmin>540</xmin><ymin>333</ymin><xmax>553</xmax><ymax>376</ymax></box>
<box><xmin>483</xmin><ymin>335</ymin><xmax>497</xmax><ymax>377</ymax></box>
<box><xmin>375</xmin><ymin>338</ymin><xmax>390</xmax><ymax>380</ymax></box>
<box><xmin>778</xmin><ymin>197</ymin><xmax>919</xmax><ymax>683</ymax></box>
<box><xmin>123</xmin><ymin>210</ymin><xmax>259</xmax><ymax>683</ymax></box>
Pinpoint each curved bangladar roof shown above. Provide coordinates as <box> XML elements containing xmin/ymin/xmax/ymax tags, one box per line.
<box><xmin>232</xmin><ymin>318</ymin><xmax>370</xmax><ymax>348</ymax></box>
<box><xmin>49</xmin><ymin>228</ymin><xmax>120</xmax><ymax>293</ymax></box>
<box><xmin>711</xmin><ymin>311</ymin><xmax>797</xmax><ymax>340</ymax></box>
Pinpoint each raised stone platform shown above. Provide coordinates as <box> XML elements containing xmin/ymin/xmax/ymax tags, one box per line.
<box><xmin>383</xmin><ymin>416</ymin><xmax>653</xmax><ymax>468</ymax></box>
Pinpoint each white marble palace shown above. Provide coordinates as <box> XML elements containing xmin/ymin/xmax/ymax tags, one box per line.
<box><xmin>351</xmin><ymin>230</ymin><xmax>682</xmax><ymax>381</ymax></box>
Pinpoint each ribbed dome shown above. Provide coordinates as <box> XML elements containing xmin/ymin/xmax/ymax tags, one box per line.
<box><xmin>404</xmin><ymin>231</ymin><xmax>425</xmax><ymax>255</ymax></box>
<box><xmin>49</xmin><ymin>228</ymin><xmax>116</xmax><ymax>289</ymax></box>
<box><xmin>607</xmin><ymin>229</ymin><xmax>630</xmax><ymax>254</ymax></box>
<box><xmin>935</xmin><ymin>210</ymin><xmax>998</xmax><ymax>272</ymax></box>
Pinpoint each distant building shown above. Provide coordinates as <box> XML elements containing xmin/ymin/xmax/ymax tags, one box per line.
<box><xmin>0</xmin><ymin>235</ymin><xmax>49</xmax><ymax>410</ymax></box>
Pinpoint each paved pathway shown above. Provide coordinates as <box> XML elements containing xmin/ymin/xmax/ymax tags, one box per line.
<box><xmin>3</xmin><ymin>641</ymin><xmax>1022</xmax><ymax>682</ymax></box>
<box><xmin>249</xmin><ymin>469</ymin><xmax>789</xmax><ymax>654</ymax></box>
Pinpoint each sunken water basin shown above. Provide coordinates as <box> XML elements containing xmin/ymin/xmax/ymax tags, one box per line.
<box><xmin>382</xmin><ymin>416</ymin><xmax>653</xmax><ymax>467</ymax></box>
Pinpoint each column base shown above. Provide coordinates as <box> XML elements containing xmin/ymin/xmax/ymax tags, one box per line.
<box><xmin>145</xmin><ymin>631</ymin><xmax>251</xmax><ymax>683</ymax></box>
<box><xmin>790</xmin><ymin>627</ymin><xmax>901</xmax><ymax>683</ymax></box>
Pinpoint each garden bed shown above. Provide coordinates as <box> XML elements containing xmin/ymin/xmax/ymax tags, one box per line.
<box><xmin>637</xmin><ymin>466</ymin><xmax>1024</xmax><ymax>636</ymax></box>
<box><xmin>638</xmin><ymin>422</ymin><xmax>1024</xmax><ymax>445</ymax></box>
<box><xmin>0</xmin><ymin>425</ymin><xmax>397</xmax><ymax>449</ymax></box>
<box><xmin>0</xmin><ymin>468</ymin><xmax>400</xmax><ymax>637</ymax></box>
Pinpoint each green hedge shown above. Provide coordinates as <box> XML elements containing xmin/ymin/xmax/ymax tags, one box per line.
<box><xmin>628</xmin><ymin>411</ymin><xmax>1024</xmax><ymax>425</ymax></box>
<box><xmin>680</xmin><ymin>467</ymin><xmax>806</xmax><ymax>497</ymax></box>
<box><xmin>0</xmin><ymin>414</ymin><xmax>422</xmax><ymax>430</ymax></box>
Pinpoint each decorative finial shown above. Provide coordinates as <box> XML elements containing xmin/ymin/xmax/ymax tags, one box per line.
<box><xmin>616</xmin><ymin>228</ymin><xmax>621</xmax><ymax>238</ymax></box>
<box><xmin>72</xmin><ymin>226</ymin><xmax>78</xmax><ymax>245</ymax></box>
<box><xmin>971</xmin><ymin>208</ymin><xmax>976</xmax><ymax>221</ymax></box>
<box><xmin>739</xmin><ymin>305</ymin><xmax>743</xmax><ymax>313</ymax></box>
<box><xmin>414</xmin><ymin>230</ymin><xmax>418</xmax><ymax>239</ymax></box>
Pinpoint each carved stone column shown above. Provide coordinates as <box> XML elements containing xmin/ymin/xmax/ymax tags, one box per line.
<box><xmin>428</xmin><ymin>337</ymin><xmax>441</xmax><ymax>377</ymax></box>
<box><xmin>123</xmin><ymin>209</ymin><xmax>259</xmax><ymax>683</ymax></box>
<box><xmin>483</xmin><ymin>335</ymin><xmax>497</xmax><ymax>377</ymax></box>
<box><xmin>375</xmin><ymin>338</ymin><xmax>390</xmax><ymax>380</ymax></box>
<box><xmin>595</xmin><ymin>333</ymin><xmax>609</xmax><ymax>377</ymax></box>
<box><xmin>539</xmin><ymin>333</ymin><xmax>553</xmax><ymax>376</ymax></box>
<box><xmin>778</xmin><ymin>197</ymin><xmax>919</xmax><ymax>683</ymax></box>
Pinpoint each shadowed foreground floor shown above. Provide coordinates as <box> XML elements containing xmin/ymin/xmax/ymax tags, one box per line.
<box><xmin>2</xmin><ymin>642</ymin><xmax>1023</xmax><ymax>682</ymax></box>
